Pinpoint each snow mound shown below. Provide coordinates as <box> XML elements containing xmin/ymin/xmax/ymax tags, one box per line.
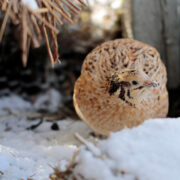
<box><xmin>72</xmin><ymin>118</ymin><xmax>180</xmax><ymax>180</ymax></box>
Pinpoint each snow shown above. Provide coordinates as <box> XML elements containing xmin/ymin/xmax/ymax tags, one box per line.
<box><xmin>33</xmin><ymin>89</ymin><xmax>62</xmax><ymax>113</ymax></box>
<box><xmin>0</xmin><ymin>94</ymin><xmax>92</xmax><ymax>180</ymax></box>
<box><xmin>0</xmin><ymin>95</ymin><xmax>31</xmax><ymax>116</ymax></box>
<box><xmin>72</xmin><ymin>118</ymin><xmax>180</xmax><ymax>180</ymax></box>
<box><xmin>7</xmin><ymin>0</ymin><xmax>38</xmax><ymax>10</ymax></box>
<box><xmin>0</xmin><ymin>116</ymin><xmax>91</xmax><ymax>180</ymax></box>
<box><xmin>22</xmin><ymin>0</ymin><xmax>38</xmax><ymax>10</ymax></box>
<box><xmin>0</xmin><ymin>94</ymin><xmax>180</xmax><ymax>180</ymax></box>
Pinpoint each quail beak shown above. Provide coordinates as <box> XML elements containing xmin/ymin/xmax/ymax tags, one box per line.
<box><xmin>143</xmin><ymin>80</ymin><xmax>158</xmax><ymax>88</ymax></box>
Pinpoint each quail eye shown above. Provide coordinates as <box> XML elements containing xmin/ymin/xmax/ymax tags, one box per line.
<box><xmin>132</xmin><ymin>80</ymin><xmax>138</xmax><ymax>85</ymax></box>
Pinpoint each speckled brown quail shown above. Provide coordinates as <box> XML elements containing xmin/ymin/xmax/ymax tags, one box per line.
<box><xmin>73</xmin><ymin>39</ymin><xmax>169</xmax><ymax>135</ymax></box>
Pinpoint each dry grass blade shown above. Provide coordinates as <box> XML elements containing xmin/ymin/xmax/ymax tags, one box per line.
<box><xmin>54</xmin><ymin>0</ymin><xmax>71</xmax><ymax>17</ymax></box>
<box><xmin>9</xmin><ymin>10</ymin><xmax>19</xmax><ymax>24</ymax></box>
<box><xmin>1</xmin><ymin>0</ymin><xmax>7</xmax><ymax>11</ymax></box>
<box><xmin>28</xmin><ymin>7</ymin><xmax>59</xmax><ymax>33</ymax></box>
<box><xmin>0</xmin><ymin>0</ymin><xmax>87</xmax><ymax>67</ymax></box>
<box><xmin>42</xmin><ymin>0</ymin><xmax>63</xmax><ymax>25</ymax></box>
<box><xmin>49</xmin><ymin>149</ymin><xmax>80</xmax><ymax>180</ymax></box>
<box><xmin>60</xmin><ymin>0</ymin><xmax>79</xmax><ymax>15</ymax></box>
<box><xmin>33</xmin><ymin>8</ymin><xmax>48</xmax><ymax>13</ymax></box>
<box><xmin>66</xmin><ymin>0</ymin><xmax>81</xmax><ymax>12</ymax></box>
<box><xmin>46</xmin><ymin>0</ymin><xmax>73</xmax><ymax>24</ymax></box>
<box><xmin>78</xmin><ymin>0</ymin><xmax>87</xmax><ymax>7</ymax></box>
<box><xmin>51</xmin><ymin>15</ymin><xmax>59</xmax><ymax>62</ymax></box>
<box><xmin>21</xmin><ymin>7</ymin><xmax>29</xmax><ymax>66</ymax></box>
<box><xmin>74</xmin><ymin>133</ymin><xmax>101</xmax><ymax>157</ymax></box>
<box><xmin>0</xmin><ymin>0</ymin><xmax>13</xmax><ymax>41</ymax></box>
<box><xmin>30</xmin><ymin>14</ymin><xmax>42</xmax><ymax>42</ymax></box>
<box><xmin>42</xmin><ymin>23</ymin><xmax>55</xmax><ymax>67</ymax></box>
<box><xmin>27</xmin><ymin>15</ymin><xmax>40</xmax><ymax>48</ymax></box>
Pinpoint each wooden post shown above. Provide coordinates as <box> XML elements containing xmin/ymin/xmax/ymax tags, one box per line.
<box><xmin>132</xmin><ymin>0</ymin><xmax>180</xmax><ymax>88</ymax></box>
<box><xmin>161</xmin><ymin>0</ymin><xmax>180</xmax><ymax>88</ymax></box>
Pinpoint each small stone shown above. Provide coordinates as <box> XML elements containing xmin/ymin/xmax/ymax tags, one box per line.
<box><xmin>51</xmin><ymin>123</ymin><xmax>59</xmax><ymax>131</ymax></box>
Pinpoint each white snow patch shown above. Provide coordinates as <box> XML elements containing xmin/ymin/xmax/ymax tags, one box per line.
<box><xmin>33</xmin><ymin>89</ymin><xmax>62</xmax><ymax>113</ymax></box>
<box><xmin>0</xmin><ymin>115</ymin><xmax>91</xmax><ymax>179</ymax></box>
<box><xmin>22</xmin><ymin>0</ymin><xmax>38</xmax><ymax>10</ymax></box>
<box><xmin>7</xmin><ymin>0</ymin><xmax>38</xmax><ymax>10</ymax></box>
<box><xmin>0</xmin><ymin>95</ymin><xmax>91</xmax><ymax>180</ymax></box>
<box><xmin>72</xmin><ymin>118</ymin><xmax>180</xmax><ymax>180</ymax></box>
<box><xmin>0</xmin><ymin>95</ymin><xmax>32</xmax><ymax>116</ymax></box>
<box><xmin>0</xmin><ymin>94</ymin><xmax>180</xmax><ymax>180</ymax></box>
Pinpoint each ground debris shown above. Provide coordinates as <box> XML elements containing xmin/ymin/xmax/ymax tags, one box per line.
<box><xmin>49</xmin><ymin>150</ymin><xmax>80</xmax><ymax>180</ymax></box>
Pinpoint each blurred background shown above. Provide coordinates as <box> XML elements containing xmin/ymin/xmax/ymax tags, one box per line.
<box><xmin>0</xmin><ymin>0</ymin><xmax>179</xmax><ymax>118</ymax></box>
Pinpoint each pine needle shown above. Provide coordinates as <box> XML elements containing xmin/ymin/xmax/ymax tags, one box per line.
<box><xmin>0</xmin><ymin>0</ymin><xmax>87</xmax><ymax>67</ymax></box>
<box><xmin>0</xmin><ymin>0</ymin><xmax>13</xmax><ymax>41</ymax></box>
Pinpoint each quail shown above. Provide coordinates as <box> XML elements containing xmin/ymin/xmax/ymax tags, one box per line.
<box><xmin>73</xmin><ymin>39</ymin><xmax>169</xmax><ymax>135</ymax></box>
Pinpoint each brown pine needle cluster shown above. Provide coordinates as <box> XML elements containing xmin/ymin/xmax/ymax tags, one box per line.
<box><xmin>0</xmin><ymin>0</ymin><xmax>87</xmax><ymax>67</ymax></box>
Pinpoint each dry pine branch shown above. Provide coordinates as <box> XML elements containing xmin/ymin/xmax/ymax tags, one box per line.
<box><xmin>0</xmin><ymin>0</ymin><xmax>87</xmax><ymax>67</ymax></box>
